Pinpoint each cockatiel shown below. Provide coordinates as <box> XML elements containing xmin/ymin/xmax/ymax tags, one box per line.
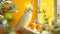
<box><xmin>14</xmin><ymin>8</ymin><xmax>33</xmax><ymax>31</ymax></box>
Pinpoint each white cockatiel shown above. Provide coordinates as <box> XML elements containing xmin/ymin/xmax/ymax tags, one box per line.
<box><xmin>14</xmin><ymin>8</ymin><xmax>33</xmax><ymax>31</ymax></box>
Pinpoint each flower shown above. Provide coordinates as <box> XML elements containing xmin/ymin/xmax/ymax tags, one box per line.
<box><xmin>2</xmin><ymin>19</ymin><xmax>7</xmax><ymax>25</ymax></box>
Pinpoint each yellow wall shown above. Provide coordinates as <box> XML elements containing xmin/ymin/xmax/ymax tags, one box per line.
<box><xmin>11</xmin><ymin>0</ymin><xmax>37</xmax><ymax>27</ymax></box>
<box><xmin>40</xmin><ymin>0</ymin><xmax>55</xmax><ymax>25</ymax></box>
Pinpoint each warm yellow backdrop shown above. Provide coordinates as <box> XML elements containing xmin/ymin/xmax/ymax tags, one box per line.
<box><xmin>40</xmin><ymin>0</ymin><xmax>55</xmax><ymax>25</ymax></box>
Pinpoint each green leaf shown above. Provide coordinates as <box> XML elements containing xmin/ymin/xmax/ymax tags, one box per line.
<box><xmin>4</xmin><ymin>13</ymin><xmax>12</xmax><ymax>19</ymax></box>
<box><xmin>0</xmin><ymin>3</ymin><xmax>2</xmax><ymax>6</ymax></box>
<box><xmin>57</xmin><ymin>30</ymin><xmax>60</xmax><ymax>34</ymax></box>
<box><xmin>53</xmin><ymin>24</ymin><xmax>59</xmax><ymax>29</ymax></box>
<box><xmin>0</xmin><ymin>0</ymin><xmax>3</xmax><ymax>2</ymax></box>
<box><xmin>8</xmin><ymin>18</ymin><xmax>14</xmax><ymax>23</ymax></box>
<box><xmin>9</xmin><ymin>4</ymin><xmax>17</xmax><ymax>10</ymax></box>
<box><xmin>8</xmin><ymin>10</ymin><xmax>15</xmax><ymax>13</ymax></box>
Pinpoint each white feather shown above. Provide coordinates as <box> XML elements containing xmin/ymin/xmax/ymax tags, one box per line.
<box><xmin>2</xmin><ymin>19</ymin><xmax>7</xmax><ymax>25</ymax></box>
